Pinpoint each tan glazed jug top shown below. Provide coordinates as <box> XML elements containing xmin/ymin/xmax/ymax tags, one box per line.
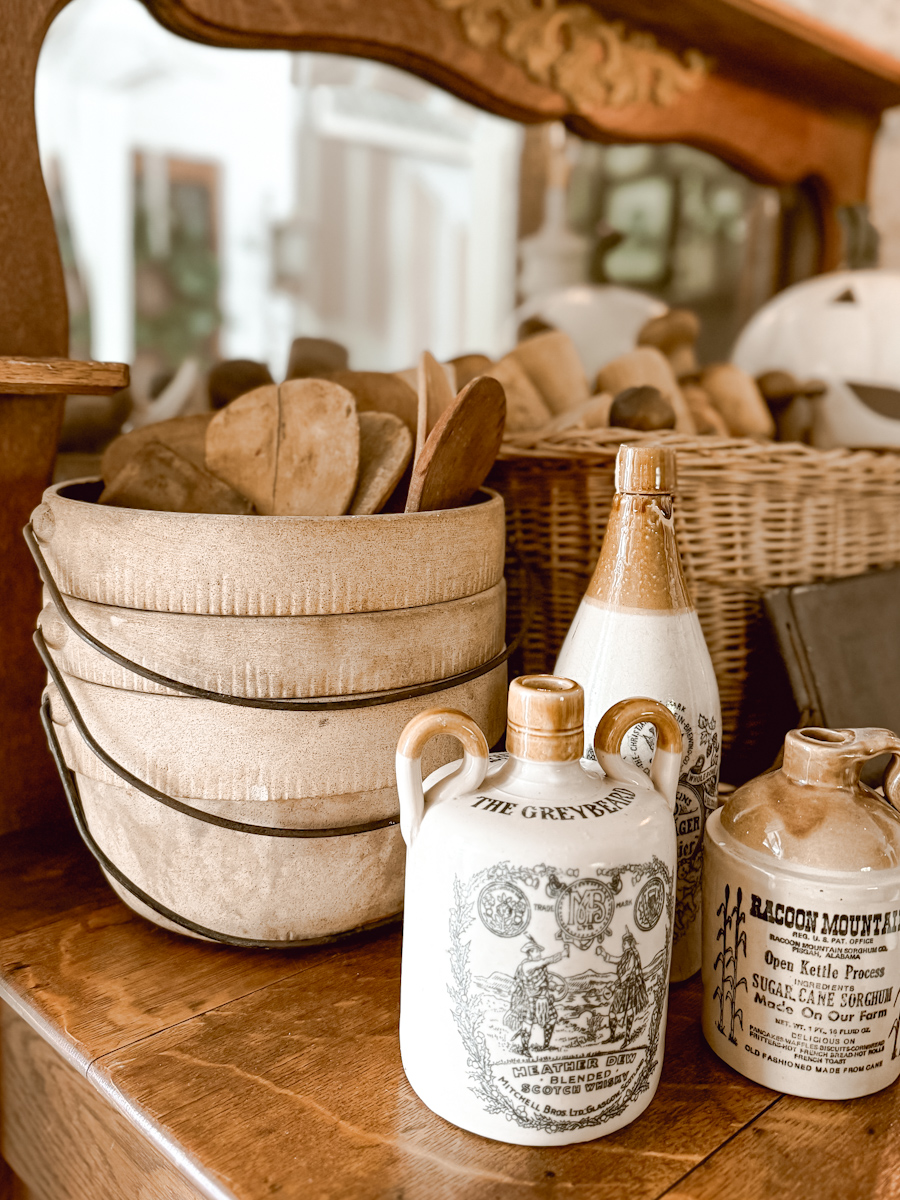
<box><xmin>720</xmin><ymin>726</ymin><xmax>900</xmax><ymax>871</ymax></box>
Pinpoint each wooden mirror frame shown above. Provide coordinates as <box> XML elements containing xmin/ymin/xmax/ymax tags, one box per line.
<box><xmin>2</xmin><ymin>0</ymin><xmax>900</xmax><ymax>831</ymax></box>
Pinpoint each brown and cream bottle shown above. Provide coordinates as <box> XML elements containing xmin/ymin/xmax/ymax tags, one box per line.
<box><xmin>554</xmin><ymin>444</ymin><xmax>721</xmax><ymax>980</ymax></box>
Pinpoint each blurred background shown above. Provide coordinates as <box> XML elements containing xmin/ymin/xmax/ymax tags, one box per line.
<box><xmin>34</xmin><ymin>0</ymin><xmax>900</xmax><ymax>463</ymax></box>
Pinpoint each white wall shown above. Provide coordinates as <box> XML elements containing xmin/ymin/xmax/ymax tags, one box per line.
<box><xmin>36</xmin><ymin>0</ymin><xmax>296</xmax><ymax>368</ymax></box>
<box><xmin>35</xmin><ymin>0</ymin><xmax>522</xmax><ymax>374</ymax></box>
<box><xmin>780</xmin><ymin>0</ymin><xmax>900</xmax><ymax>269</ymax></box>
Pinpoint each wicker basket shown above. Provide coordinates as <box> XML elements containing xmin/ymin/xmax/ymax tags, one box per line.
<box><xmin>489</xmin><ymin>429</ymin><xmax>900</xmax><ymax>782</ymax></box>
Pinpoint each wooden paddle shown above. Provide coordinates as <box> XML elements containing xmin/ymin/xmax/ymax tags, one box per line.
<box><xmin>206</xmin><ymin>379</ymin><xmax>360</xmax><ymax>515</ymax></box>
<box><xmin>405</xmin><ymin>375</ymin><xmax>506</xmax><ymax>513</ymax></box>
<box><xmin>413</xmin><ymin>350</ymin><xmax>456</xmax><ymax>465</ymax></box>
<box><xmin>349</xmin><ymin>412</ymin><xmax>413</xmax><ymax>515</ymax></box>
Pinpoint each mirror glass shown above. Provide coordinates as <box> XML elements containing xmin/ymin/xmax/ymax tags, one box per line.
<box><xmin>37</xmin><ymin>0</ymin><xmax>788</xmax><ymax>470</ymax></box>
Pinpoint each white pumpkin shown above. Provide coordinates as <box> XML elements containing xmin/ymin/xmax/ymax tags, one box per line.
<box><xmin>732</xmin><ymin>270</ymin><xmax>900</xmax><ymax>448</ymax></box>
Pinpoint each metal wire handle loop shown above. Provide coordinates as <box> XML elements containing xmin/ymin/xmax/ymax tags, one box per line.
<box><xmin>39</xmin><ymin>695</ymin><xmax>385</xmax><ymax>948</ymax></box>
<box><xmin>30</xmin><ymin>519</ymin><xmax>536</xmax><ymax>947</ymax></box>
<box><xmin>38</xmin><ymin>630</ymin><xmax>400</xmax><ymax>839</ymax></box>
<box><xmin>25</xmin><ymin>521</ymin><xmax>520</xmax><ymax>711</ymax></box>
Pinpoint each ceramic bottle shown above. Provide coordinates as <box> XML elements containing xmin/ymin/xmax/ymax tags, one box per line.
<box><xmin>554</xmin><ymin>444</ymin><xmax>720</xmax><ymax>981</ymax></box>
<box><xmin>396</xmin><ymin>675</ymin><xmax>682</xmax><ymax>1145</ymax></box>
<box><xmin>703</xmin><ymin>725</ymin><xmax>900</xmax><ymax>1099</ymax></box>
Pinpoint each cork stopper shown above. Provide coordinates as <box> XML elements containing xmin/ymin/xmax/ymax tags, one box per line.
<box><xmin>506</xmin><ymin>675</ymin><xmax>583</xmax><ymax>762</ymax></box>
<box><xmin>615</xmin><ymin>445</ymin><xmax>676</xmax><ymax>494</ymax></box>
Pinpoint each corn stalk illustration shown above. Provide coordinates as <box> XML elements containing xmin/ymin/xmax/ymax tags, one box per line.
<box><xmin>713</xmin><ymin>884</ymin><xmax>747</xmax><ymax>1044</ymax></box>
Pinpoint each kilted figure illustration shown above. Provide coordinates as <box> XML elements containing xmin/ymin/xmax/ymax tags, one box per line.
<box><xmin>504</xmin><ymin>934</ymin><xmax>569</xmax><ymax>1056</ymax></box>
<box><xmin>598</xmin><ymin>929</ymin><xmax>648</xmax><ymax>1046</ymax></box>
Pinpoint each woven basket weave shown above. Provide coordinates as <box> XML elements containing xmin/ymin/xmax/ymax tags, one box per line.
<box><xmin>489</xmin><ymin>429</ymin><xmax>900</xmax><ymax>781</ymax></box>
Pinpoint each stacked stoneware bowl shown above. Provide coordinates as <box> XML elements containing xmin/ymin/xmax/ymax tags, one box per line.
<box><xmin>32</xmin><ymin>478</ymin><xmax>507</xmax><ymax>943</ymax></box>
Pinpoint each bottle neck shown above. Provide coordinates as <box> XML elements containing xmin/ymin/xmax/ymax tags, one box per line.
<box><xmin>586</xmin><ymin>491</ymin><xmax>692</xmax><ymax>612</ymax></box>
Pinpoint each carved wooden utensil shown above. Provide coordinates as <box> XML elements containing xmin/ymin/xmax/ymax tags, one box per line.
<box><xmin>206</xmin><ymin>378</ymin><xmax>360</xmax><ymax>515</ymax></box>
<box><xmin>414</xmin><ymin>350</ymin><xmax>456</xmax><ymax>465</ymax></box>
<box><xmin>349</xmin><ymin>412</ymin><xmax>413</xmax><ymax>515</ymax></box>
<box><xmin>101</xmin><ymin>413</ymin><xmax>213</xmax><ymax>483</ymax></box>
<box><xmin>405</xmin><ymin>375</ymin><xmax>506</xmax><ymax>513</ymax></box>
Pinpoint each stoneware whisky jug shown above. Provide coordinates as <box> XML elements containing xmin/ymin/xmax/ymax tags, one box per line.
<box><xmin>703</xmin><ymin>726</ymin><xmax>900</xmax><ymax>1099</ymax></box>
<box><xmin>396</xmin><ymin>675</ymin><xmax>682</xmax><ymax>1145</ymax></box>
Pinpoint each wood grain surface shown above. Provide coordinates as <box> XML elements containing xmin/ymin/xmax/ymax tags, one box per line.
<box><xmin>664</xmin><ymin>1088</ymin><xmax>900</xmax><ymax>1200</ymax></box>
<box><xmin>0</xmin><ymin>821</ymin><xmax>111</xmax><ymax>942</ymax></box>
<box><xmin>0</xmin><ymin>899</ymin><xmax>344</xmax><ymax>1071</ymax></box>
<box><xmin>0</xmin><ymin>357</ymin><xmax>128</xmax><ymax>396</ymax></box>
<box><xmin>2</xmin><ymin>1007</ymin><xmax>206</xmax><ymax>1200</ymax></box>
<box><xmin>93</xmin><ymin>941</ymin><xmax>776</xmax><ymax>1200</ymax></box>
<box><xmin>0</xmin><ymin>0</ymin><xmax>74</xmax><ymax>837</ymax></box>
<box><xmin>2</xmin><ymin>827</ymin><xmax>900</xmax><ymax>1198</ymax></box>
<box><xmin>142</xmin><ymin>0</ymin><xmax>889</xmax><ymax>227</ymax></box>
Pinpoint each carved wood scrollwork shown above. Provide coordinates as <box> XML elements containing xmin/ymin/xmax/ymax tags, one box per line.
<box><xmin>430</xmin><ymin>0</ymin><xmax>710</xmax><ymax>110</ymax></box>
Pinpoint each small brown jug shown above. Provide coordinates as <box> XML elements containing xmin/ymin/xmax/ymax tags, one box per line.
<box><xmin>703</xmin><ymin>726</ymin><xmax>900</xmax><ymax>1099</ymax></box>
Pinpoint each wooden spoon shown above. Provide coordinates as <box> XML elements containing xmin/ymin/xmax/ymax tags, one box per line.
<box><xmin>405</xmin><ymin>376</ymin><xmax>506</xmax><ymax>513</ymax></box>
<box><xmin>350</xmin><ymin>412</ymin><xmax>413</xmax><ymax>515</ymax></box>
<box><xmin>101</xmin><ymin>412</ymin><xmax>213</xmax><ymax>484</ymax></box>
<box><xmin>414</xmin><ymin>350</ymin><xmax>456</xmax><ymax>465</ymax></box>
<box><xmin>329</xmin><ymin>369</ymin><xmax>418</xmax><ymax>435</ymax></box>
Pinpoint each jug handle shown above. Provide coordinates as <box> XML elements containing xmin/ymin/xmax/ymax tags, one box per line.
<box><xmin>593</xmin><ymin>698</ymin><xmax>683</xmax><ymax>815</ymax></box>
<box><xmin>396</xmin><ymin>708</ymin><xmax>490</xmax><ymax>847</ymax></box>
<box><xmin>843</xmin><ymin>729</ymin><xmax>900</xmax><ymax>809</ymax></box>
<box><xmin>884</xmin><ymin>752</ymin><xmax>900</xmax><ymax>809</ymax></box>
<box><xmin>787</xmin><ymin>727</ymin><xmax>900</xmax><ymax>808</ymax></box>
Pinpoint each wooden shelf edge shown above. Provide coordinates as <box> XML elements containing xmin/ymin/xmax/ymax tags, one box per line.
<box><xmin>86</xmin><ymin>1066</ymin><xmax>236</xmax><ymax>1200</ymax></box>
<box><xmin>0</xmin><ymin>357</ymin><xmax>129</xmax><ymax>396</ymax></box>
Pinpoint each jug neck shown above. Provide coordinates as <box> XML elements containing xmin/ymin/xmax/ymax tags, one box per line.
<box><xmin>782</xmin><ymin>727</ymin><xmax>900</xmax><ymax>790</ymax></box>
<box><xmin>506</xmin><ymin>675</ymin><xmax>584</xmax><ymax>762</ymax></box>
<box><xmin>495</xmin><ymin>754</ymin><xmax>590</xmax><ymax>786</ymax></box>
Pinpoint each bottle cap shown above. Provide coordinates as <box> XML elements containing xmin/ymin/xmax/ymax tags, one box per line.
<box><xmin>615</xmin><ymin>444</ymin><xmax>676</xmax><ymax>494</ymax></box>
<box><xmin>506</xmin><ymin>675</ymin><xmax>583</xmax><ymax>762</ymax></box>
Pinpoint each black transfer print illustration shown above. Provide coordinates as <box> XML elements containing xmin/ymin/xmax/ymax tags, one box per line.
<box><xmin>713</xmin><ymin>883</ymin><xmax>748</xmax><ymax>1045</ymax></box>
<box><xmin>634</xmin><ymin>877</ymin><xmax>665</xmax><ymax>931</ymax></box>
<box><xmin>625</xmin><ymin>704</ymin><xmax>719</xmax><ymax>945</ymax></box>
<box><xmin>596</xmin><ymin>930</ymin><xmax>649</xmax><ymax>1046</ymax></box>
<box><xmin>504</xmin><ymin>934</ymin><xmax>569</xmax><ymax>1057</ymax></box>
<box><xmin>449</xmin><ymin>858</ymin><xmax>673</xmax><ymax>1134</ymax></box>
<box><xmin>478</xmin><ymin>882</ymin><xmax>531</xmax><ymax>938</ymax></box>
<box><xmin>890</xmin><ymin>989</ymin><xmax>900</xmax><ymax>1061</ymax></box>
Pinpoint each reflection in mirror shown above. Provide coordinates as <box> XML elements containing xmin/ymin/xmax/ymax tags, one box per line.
<box><xmin>37</xmin><ymin>0</ymin><xmax>788</xmax><ymax>476</ymax></box>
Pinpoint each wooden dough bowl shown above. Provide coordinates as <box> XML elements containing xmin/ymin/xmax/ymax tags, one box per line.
<box><xmin>32</xmin><ymin>480</ymin><xmax>505</xmax><ymax>615</ymax></box>
<box><xmin>47</xmin><ymin>662</ymin><xmax>507</xmax><ymax>808</ymax></box>
<box><xmin>39</xmin><ymin>580</ymin><xmax>505</xmax><ymax>698</ymax></box>
<box><xmin>78</xmin><ymin>772</ymin><xmax>406</xmax><ymax>943</ymax></box>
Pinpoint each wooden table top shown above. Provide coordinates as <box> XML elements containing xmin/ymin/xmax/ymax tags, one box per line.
<box><xmin>1</xmin><ymin>822</ymin><xmax>898</xmax><ymax>1200</ymax></box>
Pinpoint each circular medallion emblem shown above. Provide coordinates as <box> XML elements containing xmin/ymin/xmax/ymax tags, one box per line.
<box><xmin>634</xmin><ymin>876</ymin><xmax>666</xmax><ymax>931</ymax></box>
<box><xmin>555</xmin><ymin>878</ymin><xmax>615</xmax><ymax>942</ymax></box>
<box><xmin>477</xmin><ymin>882</ymin><xmax>530</xmax><ymax>937</ymax></box>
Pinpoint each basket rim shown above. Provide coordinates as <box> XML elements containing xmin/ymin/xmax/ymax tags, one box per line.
<box><xmin>498</xmin><ymin>427</ymin><xmax>900</xmax><ymax>466</ymax></box>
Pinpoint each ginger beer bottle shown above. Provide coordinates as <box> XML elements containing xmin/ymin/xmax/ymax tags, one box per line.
<box><xmin>554</xmin><ymin>444</ymin><xmax>720</xmax><ymax>980</ymax></box>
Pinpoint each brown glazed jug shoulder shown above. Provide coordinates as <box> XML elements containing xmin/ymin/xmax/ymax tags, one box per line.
<box><xmin>721</xmin><ymin>727</ymin><xmax>900</xmax><ymax>871</ymax></box>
